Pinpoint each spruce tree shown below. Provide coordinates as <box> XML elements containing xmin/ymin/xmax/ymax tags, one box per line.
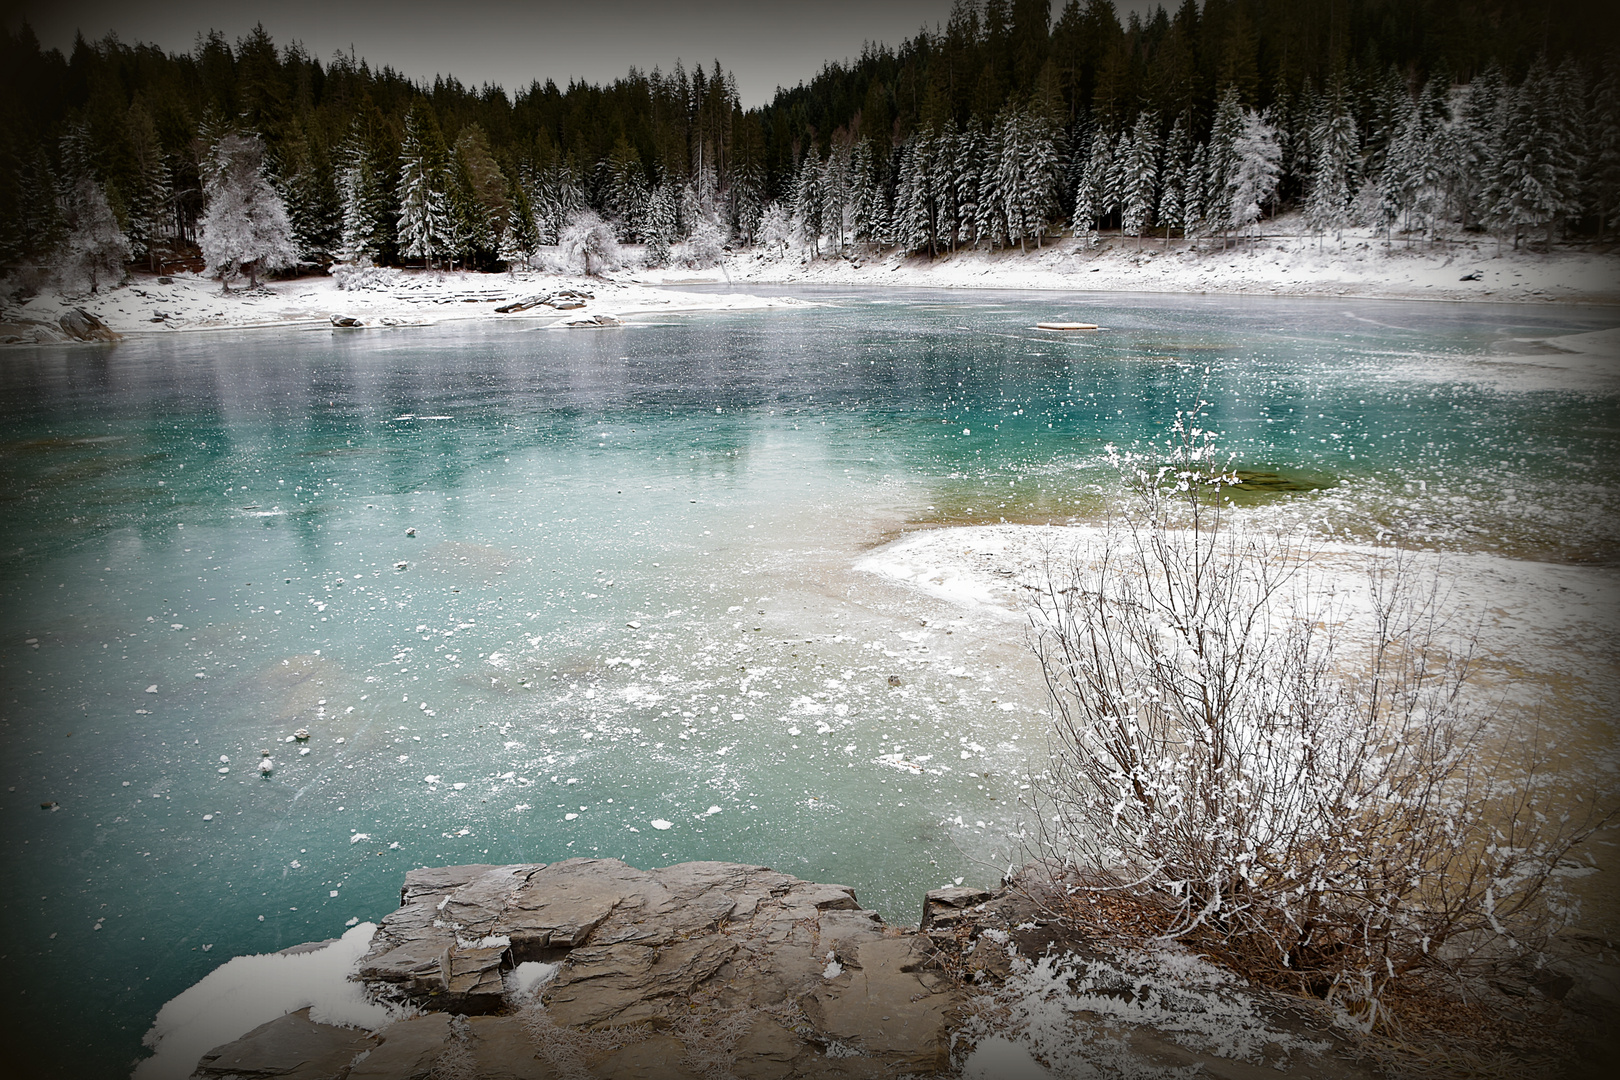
<box><xmin>1159</xmin><ymin>113</ymin><xmax>1189</xmax><ymax>246</ymax></box>
<box><xmin>337</xmin><ymin>119</ymin><xmax>388</xmax><ymax>265</ymax></box>
<box><xmin>197</xmin><ymin>133</ymin><xmax>296</xmax><ymax>290</ymax></box>
<box><xmin>1591</xmin><ymin>54</ymin><xmax>1620</xmax><ymax>241</ymax></box>
<box><xmin>397</xmin><ymin>104</ymin><xmax>452</xmax><ymax>268</ymax></box>
<box><xmin>1228</xmin><ymin>108</ymin><xmax>1281</xmax><ymax>240</ymax></box>
<box><xmin>1205</xmin><ymin>87</ymin><xmax>1243</xmax><ymax>246</ymax></box>
<box><xmin>1121</xmin><ymin>110</ymin><xmax>1160</xmax><ymax>246</ymax></box>
<box><xmin>1307</xmin><ymin>105</ymin><xmax>1358</xmax><ymax>248</ymax></box>
<box><xmin>789</xmin><ymin>149</ymin><xmax>821</xmax><ymax>256</ymax></box>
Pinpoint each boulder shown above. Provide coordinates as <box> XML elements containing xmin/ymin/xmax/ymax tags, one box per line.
<box><xmin>58</xmin><ymin>306</ymin><xmax>118</xmax><ymax>341</ymax></box>
<box><xmin>564</xmin><ymin>314</ymin><xmax>622</xmax><ymax>327</ymax></box>
<box><xmin>330</xmin><ymin>314</ymin><xmax>364</xmax><ymax>327</ymax></box>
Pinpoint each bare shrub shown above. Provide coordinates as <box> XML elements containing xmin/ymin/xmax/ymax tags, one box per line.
<box><xmin>1023</xmin><ymin>407</ymin><xmax>1611</xmax><ymax>1028</ymax></box>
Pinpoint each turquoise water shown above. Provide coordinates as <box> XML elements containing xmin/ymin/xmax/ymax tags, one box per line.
<box><xmin>2</xmin><ymin>288</ymin><xmax>1617</xmax><ymax>1076</ymax></box>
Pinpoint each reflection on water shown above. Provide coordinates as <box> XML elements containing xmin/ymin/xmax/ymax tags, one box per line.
<box><xmin>0</xmin><ymin>287</ymin><xmax>1616</xmax><ymax>1076</ymax></box>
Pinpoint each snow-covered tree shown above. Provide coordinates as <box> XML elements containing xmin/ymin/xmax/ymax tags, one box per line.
<box><xmin>1120</xmin><ymin>110</ymin><xmax>1160</xmax><ymax>245</ymax></box>
<box><xmin>953</xmin><ymin>124</ymin><xmax>985</xmax><ymax>248</ymax></box>
<box><xmin>1158</xmin><ymin>113</ymin><xmax>1190</xmax><ymax>245</ymax></box>
<box><xmin>1073</xmin><ymin>130</ymin><xmax>1115</xmax><ymax>233</ymax></box>
<box><xmin>601</xmin><ymin>141</ymin><xmax>648</xmax><ymax>242</ymax></box>
<box><xmin>397</xmin><ymin>105</ymin><xmax>453</xmax><ymax>268</ymax></box>
<box><xmin>1488</xmin><ymin>57</ymin><xmax>1578</xmax><ymax>247</ymax></box>
<box><xmin>793</xmin><ymin>148</ymin><xmax>827</xmax><ymax>256</ymax></box>
<box><xmin>198</xmin><ymin>134</ymin><xmax>296</xmax><ymax>291</ymax></box>
<box><xmin>1184</xmin><ymin>141</ymin><xmax>1210</xmax><ymax>240</ymax></box>
<box><xmin>499</xmin><ymin>179</ymin><xmax>539</xmax><ymax>269</ymax></box>
<box><xmin>59</xmin><ymin>177</ymin><xmax>131</xmax><ymax>293</ymax></box>
<box><xmin>1228</xmin><ymin>108</ymin><xmax>1281</xmax><ymax>238</ymax></box>
<box><xmin>757</xmin><ymin>200</ymin><xmax>793</xmax><ymax>259</ymax></box>
<box><xmin>336</xmin><ymin>120</ymin><xmax>389</xmax><ymax>266</ymax></box>
<box><xmin>558</xmin><ymin>209</ymin><xmax>621</xmax><ymax>275</ymax></box>
<box><xmin>123</xmin><ymin>103</ymin><xmax>174</xmax><ymax>270</ymax></box>
<box><xmin>999</xmin><ymin>107</ymin><xmax>1061</xmax><ymax>251</ymax></box>
<box><xmin>848</xmin><ymin>139</ymin><xmax>881</xmax><ymax>244</ymax></box>
<box><xmin>1592</xmin><ymin>55</ymin><xmax>1620</xmax><ymax>241</ymax></box>
<box><xmin>1306</xmin><ymin>105</ymin><xmax>1358</xmax><ymax>248</ymax></box>
<box><xmin>1204</xmin><ymin>87</ymin><xmax>1244</xmax><ymax>244</ymax></box>
<box><xmin>643</xmin><ymin>182</ymin><xmax>679</xmax><ymax>266</ymax></box>
<box><xmin>450</xmin><ymin>123</ymin><xmax>509</xmax><ymax>269</ymax></box>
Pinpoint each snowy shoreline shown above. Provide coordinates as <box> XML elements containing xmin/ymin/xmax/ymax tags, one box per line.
<box><xmin>6</xmin><ymin>218</ymin><xmax>1619</xmax><ymax>347</ymax></box>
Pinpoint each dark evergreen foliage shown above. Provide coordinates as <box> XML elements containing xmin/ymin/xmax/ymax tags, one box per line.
<box><xmin>2</xmin><ymin>3</ymin><xmax>1617</xmax><ymax>275</ymax></box>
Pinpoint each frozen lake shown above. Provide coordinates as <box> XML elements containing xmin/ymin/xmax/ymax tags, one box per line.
<box><xmin>1</xmin><ymin>287</ymin><xmax>1617</xmax><ymax>1075</ymax></box>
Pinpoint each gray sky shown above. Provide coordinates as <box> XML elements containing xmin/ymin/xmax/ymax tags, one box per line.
<box><xmin>10</xmin><ymin>1</ymin><xmax>1168</xmax><ymax>108</ymax></box>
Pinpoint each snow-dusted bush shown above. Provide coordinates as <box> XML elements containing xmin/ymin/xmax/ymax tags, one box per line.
<box><xmin>677</xmin><ymin>216</ymin><xmax>727</xmax><ymax>268</ymax></box>
<box><xmin>1024</xmin><ymin>407</ymin><xmax>1611</xmax><ymax>1028</ymax></box>
<box><xmin>557</xmin><ymin>210</ymin><xmax>621</xmax><ymax>276</ymax></box>
<box><xmin>328</xmin><ymin>262</ymin><xmax>398</xmax><ymax>291</ymax></box>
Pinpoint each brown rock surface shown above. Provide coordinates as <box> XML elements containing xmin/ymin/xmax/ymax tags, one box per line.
<box><xmin>188</xmin><ymin>860</ymin><xmax>1401</xmax><ymax>1079</ymax></box>
<box><xmin>192</xmin><ymin>1007</ymin><xmax>377</xmax><ymax>1079</ymax></box>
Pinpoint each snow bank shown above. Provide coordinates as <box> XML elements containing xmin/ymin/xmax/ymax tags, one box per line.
<box><xmin>133</xmin><ymin>922</ymin><xmax>393</xmax><ymax>1080</ymax></box>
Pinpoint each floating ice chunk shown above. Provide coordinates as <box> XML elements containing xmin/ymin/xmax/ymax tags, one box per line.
<box><xmin>202</xmin><ymin>814</ymin><xmax>213</xmax><ymax>821</ymax></box>
<box><xmin>423</xmin><ymin>775</ymin><xmax>442</xmax><ymax>785</ymax></box>
<box><xmin>787</xmin><ymin>727</ymin><xmax>801</xmax><ymax>736</ymax></box>
<box><xmin>565</xmin><ymin>813</ymin><xmax>578</xmax><ymax>820</ymax></box>
<box><xmin>345</xmin><ymin>917</ymin><xmax>359</xmax><ymax>927</ymax></box>
<box><xmin>452</xmin><ymin>783</ymin><xmax>466</xmax><ymax>790</ymax></box>
<box><xmin>145</xmin><ymin>685</ymin><xmax>158</xmax><ymax>694</ymax></box>
<box><xmin>703</xmin><ymin>805</ymin><xmax>722</xmax><ymax>817</ymax></box>
<box><xmin>219</xmin><ymin>756</ymin><xmax>229</xmax><ymax>763</ymax></box>
<box><xmin>349</xmin><ymin>833</ymin><xmax>370</xmax><ymax>844</ymax></box>
<box><xmin>651</xmin><ymin>819</ymin><xmax>673</xmax><ymax>830</ymax></box>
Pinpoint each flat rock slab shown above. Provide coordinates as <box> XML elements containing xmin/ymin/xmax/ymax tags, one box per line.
<box><xmin>350</xmin><ymin>858</ymin><xmax>965</xmax><ymax>1074</ymax></box>
<box><xmin>193</xmin><ymin>1007</ymin><xmax>377</xmax><ymax>1079</ymax></box>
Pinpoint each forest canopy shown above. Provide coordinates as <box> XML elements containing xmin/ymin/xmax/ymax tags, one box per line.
<box><xmin>2</xmin><ymin>0</ymin><xmax>1616</xmax><ymax>279</ymax></box>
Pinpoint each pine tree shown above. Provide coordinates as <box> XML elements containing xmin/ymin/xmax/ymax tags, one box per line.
<box><xmin>1592</xmin><ymin>54</ymin><xmax>1620</xmax><ymax>242</ymax></box>
<box><xmin>848</xmin><ymin>139</ymin><xmax>880</xmax><ymax>244</ymax></box>
<box><xmin>59</xmin><ymin>177</ymin><xmax>131</xmax><ymax>293</ymax></box>
<box><xmin>1121</xmin><ymin>110</ymin><xmax>1160</xmax><ymax>246</ymax></box>
<box><xmin>1158</xmin><ymin>113</ymin><xmax>1189</xmax><ymax>246</ymax></box>
<box><xmin>1488</xmin><ymin>58</ymin><xmax>1576</xmax><ymax>248</ymax></box>
<box><xmin>277</xmin><ymin>124</ymin><xmax>339</xmax><ymax>264</ymax></box>
<box><xmin>499</xmin><ymin>179</ymin><xmax>539</xmax><ymax>269</ymax></box>
<box><xmin>397</xmin><ymin>104</ymin><xmax>453</xmax><ymax>268</ymax></box>
<box><xmin>336</xmin><ymin>119</ymin><xmax>388</xmax><ymax>265</ymax></box>
<box><xmin>1228</xmin><ymin>108</ymin><xmax>1281</xmax><ymax>239</ymax></box>
<box><xmin>197</xmin><ymin>133</ymin><xmax>296</xmax><ymax>290</ymax></box>
<box><xmin>451</xmin><ymin>124</ymin><xmax>509</xmax><ymax>270</ymax></box>
<box><xmin>1205</xmin><ymin>87</ymin><xmax>1243</xmax><ymax>245</ymax></box>
<box><xmin>793</xmin><ymin>147</ymin><xmax>826</xmax><ymax>256</ymax></box>
<box><xmin>1307</xmin><ymin>104</ymin><xmax>1358</xmax><ymax>248</ymax></box>
<box><xmin>1074</xmin><ymin>130</ymin><xmax>1114</xmax><ymax>234</ymax></box>
<box><xmin>1185</xmin><ymin>141</ymin><xmax>1210</xmax><ymax>240</ymax></box>
<box><xmin>643</xmin><ymin>182</ymin><xmax>679</xmax><ymax>266</ymax></box>
<box><xmin>954</xmin><ymin>123</ymin><xmax>985</xmax><ymax>249</ymax></box>
<box><xmin>123</xmin><ymin>103</ymin><xmax>174</xmax><ymax>270</ymax></box>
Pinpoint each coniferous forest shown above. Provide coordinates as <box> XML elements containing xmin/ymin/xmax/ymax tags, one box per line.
<box><xmin>3</xmin><ymin>0</ymin><xmax>1618</xmax><ymax>289</ymax></box>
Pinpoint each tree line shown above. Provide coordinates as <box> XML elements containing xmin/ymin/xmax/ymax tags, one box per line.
<box><xmin>2</xmin><ymin>1</ymin><xmax>1617</xmax><ymax>289</ymax></box>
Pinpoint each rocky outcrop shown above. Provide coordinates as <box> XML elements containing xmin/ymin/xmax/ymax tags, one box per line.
<box><xmin>349</xmin><ymin>858</ymin><xmax>962</xmax><ymax>1075</ymax></box>
<box><xmin>186</xmin><ymin>860</ymin><xmax>1405</xmax><ymax>1080</ymax></box>
<box><xmin>58</xmin><ymin>306</ymin><xmax>119</xmax><ymax>341</ymax></box>
<box><xmin>494</xmin><ymin>289</ymin><xmax>593</xmax><ymax>313</ymax></box>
